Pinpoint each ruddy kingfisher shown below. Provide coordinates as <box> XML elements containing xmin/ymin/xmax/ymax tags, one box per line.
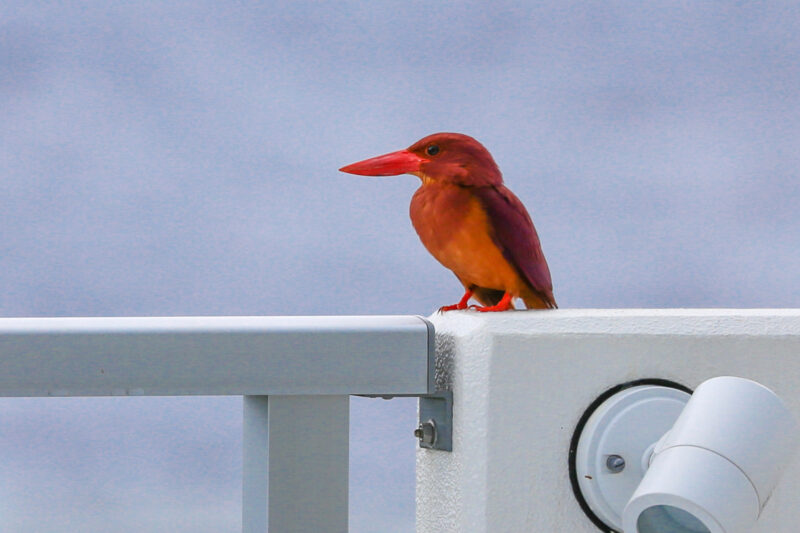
<box><xmin>339</xmin><ymin>132</ymin><xmax>556</xmax><ymax>312</ymax></box>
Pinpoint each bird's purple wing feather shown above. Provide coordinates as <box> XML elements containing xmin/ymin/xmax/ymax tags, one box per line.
<box><xmin>472</xmin><ymin>185</ymin><xmax>556</xmax><ymax>308</ymax></box>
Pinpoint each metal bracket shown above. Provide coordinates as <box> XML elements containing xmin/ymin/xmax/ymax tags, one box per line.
<box><xmin>415</xmin><ymin>391</ymin><xmax>453</xmax><ymax>451</ymax></box>
<box><xmin>359</xmin><ymin>390</ymin><xmax>453</xmax><ymax>452</ymax></box>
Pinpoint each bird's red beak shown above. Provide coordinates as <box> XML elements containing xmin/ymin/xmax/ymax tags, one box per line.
<box><xmin>339</xmin><ymin>149</ymin><xmax>426</xmax><ymax>176</ymax></box>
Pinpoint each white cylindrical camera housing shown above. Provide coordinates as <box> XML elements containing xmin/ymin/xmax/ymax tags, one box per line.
<box><xmin>623</xmin><ymin>376</ymin><xmax>799</xmax><ymax>533</ymax></box>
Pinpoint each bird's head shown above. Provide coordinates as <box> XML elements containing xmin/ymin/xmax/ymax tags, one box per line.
<box><xmin>339</xmin><ymin>132</ymin><xmax>502</xmax><ymax>187</ymax></box>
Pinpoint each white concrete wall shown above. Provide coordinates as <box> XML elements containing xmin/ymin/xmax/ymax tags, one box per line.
<box><xmin>416</xmin><ymin>309</ymin><xmax>800</xmax><ymax>532</ymax></box>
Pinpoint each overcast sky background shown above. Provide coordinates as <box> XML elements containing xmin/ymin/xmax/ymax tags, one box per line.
<box><xmin>1</xmin><ymin>2</ymin><xmax>799</xmax><ymax>531</ymax></box>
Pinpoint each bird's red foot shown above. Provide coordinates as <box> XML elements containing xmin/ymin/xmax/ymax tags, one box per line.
<box><xmin>439</xmin><ymin>289</ymin><xmax>474</xmax><ymax>312</ymax></box>
<box><xmin>469</xmin><ymin>292</ymin><xmax>514</xmax><ymax>312</ymax></box>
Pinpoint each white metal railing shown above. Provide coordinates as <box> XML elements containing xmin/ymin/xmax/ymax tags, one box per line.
<box><xmin>12</xmin><ymin>310</ymin><xmax>797</xmax><ymax>532</ymax></box>
<box><xmin>0</xmin><ymin>315</ymin><xmax>435</xmax><ymax>533</ymax></box>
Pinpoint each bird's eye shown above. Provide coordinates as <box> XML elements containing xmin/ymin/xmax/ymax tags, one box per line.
<box><xmin>426</xmin><ymin>145</ymin><xmax>440</xmax><ymax>156</ymax></box>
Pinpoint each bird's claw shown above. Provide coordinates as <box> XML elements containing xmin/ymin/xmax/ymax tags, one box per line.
<box><xmin>438</xmin><ymin>303</ymin><xmax>468</xmax><ymax>312</ymax></box>
<box><xmin>468</xmin><ymin>293</ymin><xmax>514</xmax><ymax>312</ymax></box>
<box><xmin>438</xmin><ymin>290</ymin><xmax>474</xmax><ymax>312</ymax></box>
<box><xmin>468</xmin><ymin>304</ymin><xmax>508</xmax><ymax>312</ymax></box>
<box><xmin>467</xmin><ymin>304</ymin><xmax>499</xmax><ymax>312</ymax></box>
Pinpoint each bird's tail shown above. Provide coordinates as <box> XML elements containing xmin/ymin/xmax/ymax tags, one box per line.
<box><xmin>522</xmin><ymin>292</ymin><xmax>557</xmax><ymax>310</ymax></box>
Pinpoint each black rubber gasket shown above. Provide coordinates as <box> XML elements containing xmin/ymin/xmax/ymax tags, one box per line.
<box><xmin>568</xmin><ymin>378</ymin><xmax>693</xmax><ymax>532</ymax></box>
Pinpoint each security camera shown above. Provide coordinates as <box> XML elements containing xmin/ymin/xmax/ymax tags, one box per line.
<box><xmin>572</xmin><ymin>377</ymin><xmax>798</xmax><ymax>533</ymax></box>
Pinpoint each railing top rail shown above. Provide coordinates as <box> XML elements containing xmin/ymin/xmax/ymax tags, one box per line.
<box><xmin>0</xmin><ymin>315</ymin><xmax>434</xmax><ymax>398</ymax></box>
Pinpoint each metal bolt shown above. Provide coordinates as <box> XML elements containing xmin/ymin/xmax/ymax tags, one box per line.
<box><xmin>414</xmin><ymin>419</ymin><xmax>437</xmax><ymax>446</ymax></box>
<box><xmin>606</xmin><ymin>454</ymin><xmax>626</xmax><ymax>473</ymax></box>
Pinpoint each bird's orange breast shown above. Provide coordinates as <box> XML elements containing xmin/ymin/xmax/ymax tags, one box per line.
<box><xmin>409</xmin><ymin>182</ymin><xmax>525</xmax><ymax>293</ymax></box>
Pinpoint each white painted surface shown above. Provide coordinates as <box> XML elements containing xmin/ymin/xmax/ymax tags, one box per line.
<box><xmin>417</xmin><ymin>309</ymin><xmax>800</xmax><ymax>532</ymax></box>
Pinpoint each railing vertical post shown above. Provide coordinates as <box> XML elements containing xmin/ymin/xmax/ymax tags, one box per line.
<box><xmin>243</xmin><ymin>395</ymin><xmax>350</xmax><ymax>533</ymax></box>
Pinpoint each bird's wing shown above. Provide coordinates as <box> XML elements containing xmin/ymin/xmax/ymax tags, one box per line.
<box><xmin>472</xmin><ymin>185</ymin><xmax>557</xmax><ymax>308</ymax></box>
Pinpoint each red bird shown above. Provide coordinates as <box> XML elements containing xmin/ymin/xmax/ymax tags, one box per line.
<box><xmin>340</xmin><ymin>133</ymin><xmax>556</xmax><ymax>312</ymax></box>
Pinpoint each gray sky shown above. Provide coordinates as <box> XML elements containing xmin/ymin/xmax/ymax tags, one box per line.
<box><xmin>1</xmin><ymin>1</ymin><xmax>799</xmax><ymax>531</ymax></box>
